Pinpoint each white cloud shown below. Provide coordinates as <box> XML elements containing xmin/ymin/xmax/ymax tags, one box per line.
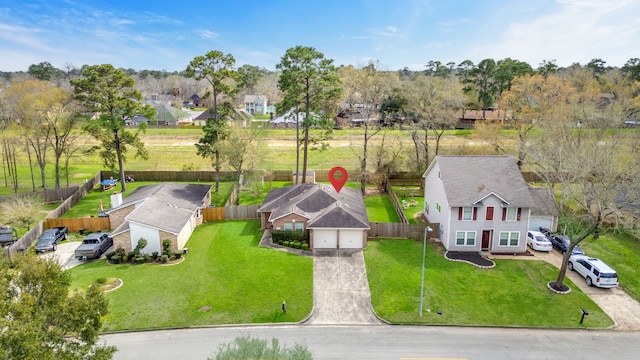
<box><xmin>468</xmin><ymin>0</ymin><xmax>640</xmax><ymax>66</ymax></box>
<box><xmin>199</xmin><ymin>30</ymin><xmax>219</xmax><ymax>39</ymax></box>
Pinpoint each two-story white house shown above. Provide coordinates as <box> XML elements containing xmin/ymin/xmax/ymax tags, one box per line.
<box><xmin>423</xmin><ymin>156</ymin><xmax>534</xmax><ymax>253</ymax></box>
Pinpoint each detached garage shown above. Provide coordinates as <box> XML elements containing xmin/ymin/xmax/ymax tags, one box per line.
<box><xmin>258</xmin><ymin>184</ymin><xmax>370</xmax><ymax>250</ymax></box>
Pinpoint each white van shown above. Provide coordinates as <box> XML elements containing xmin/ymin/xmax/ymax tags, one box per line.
<box><xmin>568</xmin><ymin>255</ymin><xmax>619</xmax><ymax>288</ymax></box>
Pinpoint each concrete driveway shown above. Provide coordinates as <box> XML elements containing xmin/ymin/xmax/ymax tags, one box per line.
<box><xmin>39</xmin><ymin>241</ymin><xmax>107</xmax><ymax>270</ymax></box>
<box><xmin>306</xmin><ymin>249</ymin><xmax>382</xmax><ymax>325</ymax></box>
<box><xmin>533</xmin><ymin>249</ymin><xmax>640</xmax><ymax>330</ymax></box>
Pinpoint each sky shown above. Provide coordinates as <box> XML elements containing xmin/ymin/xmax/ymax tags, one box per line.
<box><xmin>1</xmin><ymin>0</ymin><xmax>639</xmax><ymax>73</ymax></box>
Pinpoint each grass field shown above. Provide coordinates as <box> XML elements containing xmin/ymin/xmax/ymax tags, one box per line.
<box><xmin>69</xmin><ymin>220</ymin><xmax>313</xmax><ymax>331</ymax></box>
<box><xmin>364</xmin><ymin>238</ymin><xmax>613</xmax><ymax>328</ymax></box>
<box><xmin>364</xmin><ymin>194</ymin><xmax>400</xmax><ymax>222</ymax></box>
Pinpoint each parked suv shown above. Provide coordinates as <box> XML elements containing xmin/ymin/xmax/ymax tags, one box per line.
<box><xmin>527</xmin><ymin>230</ymin><xmax>553</xmax><ymax>252</ymax></box>
<box><xmin>568</xmin><ymin>255</ymin><xmax>619</xmax><ymax>288</ymax></box>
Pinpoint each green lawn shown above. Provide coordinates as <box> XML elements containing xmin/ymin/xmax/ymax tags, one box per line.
<box><xmin>580</xmin><ymin>231</ymin><xmax>640</xmax><ymax>302</ymax></box>
<box><xmin>68</xmin><ymin>220</ymin><xmax>313</xmax><ymax>331</ymax></box>
<box><xmin>364</xmin><ymin>238</ymin><xmax>614</xmax><ymax>328</ymax></box>
<box><xmin>238</xmin><ymin>181</ymin><xmax>292</xmax><ymax>205</ymax></box>
<box><xmin>364</xmin><ymin>194</ymin><xmax>400</xmax><ymax>222</ymax></box>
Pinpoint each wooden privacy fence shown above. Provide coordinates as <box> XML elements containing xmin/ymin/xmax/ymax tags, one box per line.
<box><xmin>44</xmin><ymin>218</ymin><xmax>111</xmax><ymax>233</ymax></box>
<box><xmin>385</xmin><ymin>180</ymin><xmax>409</xmax><ymax>224</ymax></box>
<box><xmin>203</xmin><ymin>205</ymin><xmax>260</xmax><ymax>222</ymax></box>
<box><xmin>368</xmin><ymin>222</ymin><xmax>438</xmax><ymax>240</ymax></box>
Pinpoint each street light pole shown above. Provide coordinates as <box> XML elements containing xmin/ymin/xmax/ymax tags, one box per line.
<box><xmin>419</xmin><ymin>225</ymin><xmax>433</xmax><ymax>317</ymax></box>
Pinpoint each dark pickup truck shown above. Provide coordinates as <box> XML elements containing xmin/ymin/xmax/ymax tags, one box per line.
<box><xmin>35</xmin><ymin>226</ymin><xmax>68</xmax><ymax>253</ymax></box>
<box><xmin>0</xmin><ymin>227</ymin><xmax>18</xmax><ymax>248</ymax></box>
<box><xmin>74</xmin><ymin>232</ymin><xmax>113</xmax><ymax>260</ymax></box>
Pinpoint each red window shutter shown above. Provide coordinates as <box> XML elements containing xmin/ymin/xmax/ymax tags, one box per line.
<box><xmin>458</xmin><ymin>207</ymin><xmax>462</xmax><ymax>220</ymax></box>
<box><xmin>517</xmin><ymin>208</ymin><xmax>522</xmax><ymax>221</ymax></box>
<box><xmin>486</xmin><ymin>206</ymin><xmax>494</xmax><ymax>220</ymax></box>
<box><xmin>502</xmin><ymin>208</ymin><xmax>506</xmax><ymax>221</ymax></box>
<box><xmin>473</xmin><ymin>207</ymin><xmax>478</xmax><ymax>220</ymax></box>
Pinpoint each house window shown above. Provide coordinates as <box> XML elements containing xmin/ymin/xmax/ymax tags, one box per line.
<box><xmin>196</xmin><ymin>207</ymin><xmax>202</xmax><ymax>218</ymax></box>
<box><xmin>458</xmin><ymin>207</ymin><xmax>477</xmax><ymax>221</ymax></box>
<box><xmin>284</xmin><ymin>222</ymin><xmax>293</xmax><ymax>231</ymax></box>
<box><xmin>499</xmin><ymin>231</ymin><xmax>520</xmax><ymax>246</ymax></box>
<box><xmin>295</xmin><ymin>222</ymin><xmax>304</xmax><ymax>231</ymax></box>
<box><xmin>425</xmin><ymin>201</ymin><xmax>429</xmax><ymax>215</ymax></box>
<box><xmin>436</xmin><ymin>203</ymin><xmax>441</xmax><ymax>213</ymax></box>
<box><xmin>502</xmin><ymin>207</ymin><xmax>521</xmax><ymax>222</ymax></box>
<box><xmin>486</xmin><ymin>206</ymin><xmax>494</xmax><ymax>221</ymax></box>
<box><xmin>456</xmin><ymin>231</ymin><xmax>476</xmax><ymax>246</ymax></box>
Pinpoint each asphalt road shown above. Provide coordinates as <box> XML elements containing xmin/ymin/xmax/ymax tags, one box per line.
<box><xmin>103</xmin><ymin>325</ymin><xmax>640</xmax><ymax>360</ymax></box>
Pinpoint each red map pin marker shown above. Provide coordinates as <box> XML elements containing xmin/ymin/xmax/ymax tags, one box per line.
<box><xmin>328</xmin><ymin>166</ymin><xmax>348</xmax><ymax>193</ymax></box>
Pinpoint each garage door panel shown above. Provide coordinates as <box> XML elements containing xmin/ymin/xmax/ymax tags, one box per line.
<box><xmin>339</xmin><ymin>229</ymin><xmax>363</xmax><ymax>249</ymax></box>
<box><xmin>314</xmin><ymin>229</ymin><xmax>337</xmax><ymax>249</ymax></box>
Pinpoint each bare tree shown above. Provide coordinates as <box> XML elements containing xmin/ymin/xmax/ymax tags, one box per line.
<box><xmin>527</xmin><ymin>74</ymin><xmax>640</xmax><ymax>292</ymax></box>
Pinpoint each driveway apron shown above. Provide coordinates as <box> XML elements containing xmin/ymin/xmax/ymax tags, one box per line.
<box><xmin>533</xmin><ymin>250</ymin><xmax>640</xmax><ymax>330</ymax></box>
<box><xmin>306</xmin><ymin>249</ymin><xmax>382</xmax><ymax>325</ymax></box>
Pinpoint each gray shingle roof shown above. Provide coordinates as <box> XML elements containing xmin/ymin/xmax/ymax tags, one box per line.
<box><xmin>115</xmin><ymin>182</ymin><xmax>211</xmax><ymax>234</ymax></box>
<box><xmin>430</xmin><ymin>156</ymin><xmax>533</xmax><ymax>207</ymax></box>
<box><xmin>529</xmin><ymin>187</ymin><xmax>558</xmax><ymax>216</ymax></box>
<box><xmin>258</xmin><ymin>184</ymin><xmax>369</xmax><ymax>229</ymax></box>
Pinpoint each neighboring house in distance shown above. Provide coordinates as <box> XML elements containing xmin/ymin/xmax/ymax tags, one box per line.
<box><xmin>423</xmin><ymin>156</ymin><xmax>534</xmax><ymax>253</ymax></box>
<box><xmin>270</xmin><ymin>109</ymin><xmax>310</xmax><ymax>129</ymax></box>
<box><xmin>108</xmin><ymin>182</ymin><xmax>212</xmax><ymax>255</ymax></box>
<box><xmin>144</xmin><ymin>100</ymin><xmax>191</xmax><ymax>126</ymax></box>
<box><xmin>192</xmin><ymin>108</ymin><xmax>215</xmax><ymax>126</ymax></box>
<box><xmin>258</xmin><ymin>183</ymin><xmax>370</xmax><ymax>249</ymax></box>
<box><xmin>456</xmin><ymin>109</ymin><xmax>509</xmax><ymax>129</ymax></box>
<box><xmin>183</xmin><ymin>94</ymin><xmax>202</xmax><ymax>108</ymax></box>
<box><xmin>244</xmin><ymin>95</ymin><xmax>268</xmax><ymax>115</ymax></box>
<box><xmin>125</xmin><ymin>115</ymin><xmax>149</xmax><ymax>127</ymax></box>
<box><xmin>528</xmin><ymin>187</ymin><xmax>558</xmax><ymax>232</ymax></box>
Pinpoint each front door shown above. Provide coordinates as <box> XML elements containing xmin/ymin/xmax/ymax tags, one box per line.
<box><xmin>482</xmin><ymin>230</ymin><xmax>491</xmax><ymax>250</ymax></box>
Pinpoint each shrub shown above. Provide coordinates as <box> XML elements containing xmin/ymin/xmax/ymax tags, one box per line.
<box><xmin>174</xmin><ymin>251</ymin><xmax>182</xmax><ymax>259</ymax></box>
<box><xmin>111</xmin><ymin>255</ymin><xmax>121</xmax><ymax>264</ymax></box>
<box><xmin>301</xmin><ymin>243</ymin><xmax>309</xmax><ymax>251</ymax></box>
<box><xmin>152</xmin><ymin>251</ymin><xmax>159</xmax><ymax>259</ymax></box>
<box><xmin>135</xmin><ymin>256</ymin><xmax>146</xmax><ymax>264</ymax></box>
<box><xmin>115</xmin><ymin>247</ymin><xmax>126</xmax><ymax>257</ymax></box>
<box><xmin>271</xmin><ymin>230</ymin><xmax>309</xmax><ymax>244</ymax></box>
<box><xmin>293</xmin><ymin>242</ymin><xmax>301</xmax><ymax>249</ymax></box>
<box><xmin>105</xmin><ymin>251</ymin><xmax>116</xmax><ymax>261</ymax></box>
<box><xmin>134</xmin><ymin>238</ymin><xmax>148</xmax><ymax>256</ymax></box>
<box><xmin>146</xmin><ymin>254</ymin><xmax>153</xmax><ymax>262</ymax></box>
<box><xmin>95</xmin><ymin>277</ymin><xmax>107</xmax><ymax>285</ymax></box>
<box><xmin>126</xmin><ymin>252</ymin><xmax>136</xmax><ymax>262</ymax></box>
<box><xmin>161</xmin><ymin>255</ymin><xmax>169</xmax><ymax>263</ymax></box>
<box><xmin>283</xmin><ymin>241</ymin><xmax>290</xmax><ymax>247</ymax></box>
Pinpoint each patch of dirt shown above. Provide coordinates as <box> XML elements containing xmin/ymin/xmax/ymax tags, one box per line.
<box><xmin>364</xmin><ymin>188</ymin><xmax>383</xmax><ymax>196</ymax></box>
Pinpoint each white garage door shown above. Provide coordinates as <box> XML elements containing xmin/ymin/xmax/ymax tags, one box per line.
<box><xmin>529</xmin><ymin>216</ymin><xmax>553</xmax><ymax>232</ymax></box>
<box><xmin>339</xmin><ymin>229</ymin><xmax>363</xmax><ymax>249</ymax></box>
<box><xmin>314</xmin><ymin>229</ymin><xmax>337</xmax><ymax>249</ymax></box>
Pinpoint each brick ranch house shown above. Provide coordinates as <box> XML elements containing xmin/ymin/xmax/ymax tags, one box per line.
<box><xmin>258</xmin><ymin>183</ymin><xmax>370</xmax><ymax>249</ymax></box>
